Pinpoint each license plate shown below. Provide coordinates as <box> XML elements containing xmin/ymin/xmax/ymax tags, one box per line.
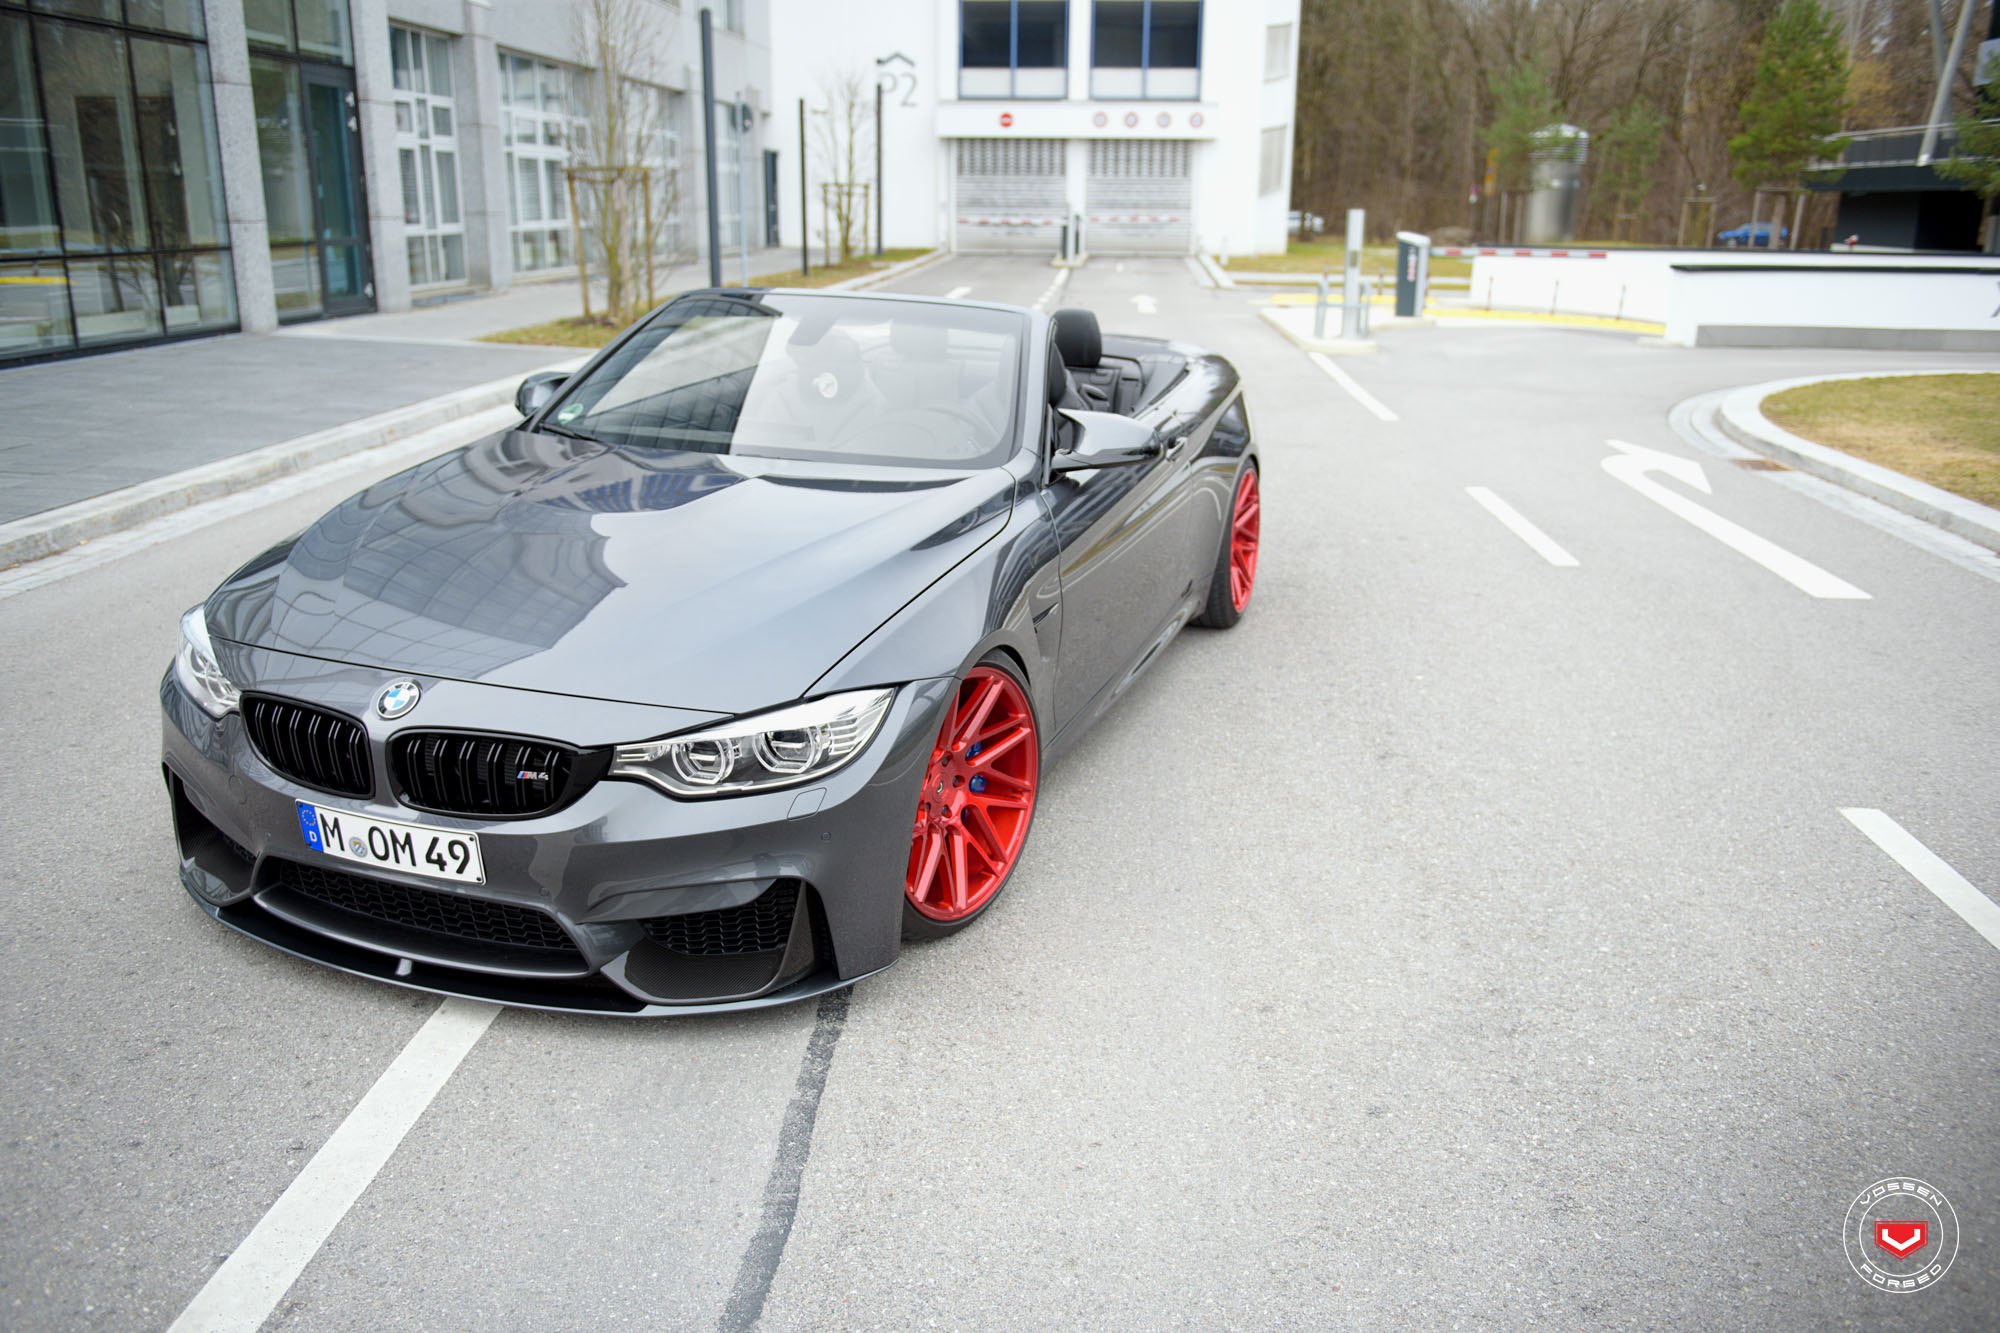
<box><xmin>296</xmin><ymin>802</ymin><xmax>485</xmax><ymax>885</ymax></box>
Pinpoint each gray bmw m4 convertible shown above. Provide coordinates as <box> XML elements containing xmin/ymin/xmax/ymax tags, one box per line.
<box><xmin>161</xmin><ymin>290</ymin><xmax>1260</xmax><ymax>1014</ymax></box>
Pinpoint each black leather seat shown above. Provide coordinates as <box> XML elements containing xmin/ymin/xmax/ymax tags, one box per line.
<box><xmin>1052</xmin><ymin>307</ymin><xmax>1148</xmax><ymax>414</ymax></box>
<box><xmin>1051</xmin><ymin>308</ymin><xmax>1114</xmax><ymax>412</ymax></box>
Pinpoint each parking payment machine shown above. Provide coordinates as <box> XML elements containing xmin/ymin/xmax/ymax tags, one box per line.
<box><xmin>1394</xmin><ymin>231</ymin><xmax>1431</xmax><ymax>318</ymax></box>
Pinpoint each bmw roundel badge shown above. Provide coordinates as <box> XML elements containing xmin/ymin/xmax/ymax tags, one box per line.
<box><xmin>376</xmin><ymin>680</ymin><xmax>421</xmax><ymax>719</ymax></box>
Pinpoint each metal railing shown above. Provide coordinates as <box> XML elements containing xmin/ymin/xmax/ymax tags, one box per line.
<box><xmin>1812</xmin><ymin>124</ymin><xmax>1969</xmax><ymax>170</ymax></box>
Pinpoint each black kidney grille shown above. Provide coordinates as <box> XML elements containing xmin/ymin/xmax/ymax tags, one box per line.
<box><xmin>643</xmin><ymin>881</ymin><xmax>800</xmax><ymax>957</ymax></box>
<box><xmin>274</xmin><ymin>859</ymin><xmax>580</xmax><ymax>955</ymax></box>
<box><xmin>243</xmin><ymin>695</ymin><xmax>372</xmax><ymax>798</ymax></box>
<box><xmin>391</xmin><ymin>733</ymin><xmax>581</xmax><ymax>818</ymax></box>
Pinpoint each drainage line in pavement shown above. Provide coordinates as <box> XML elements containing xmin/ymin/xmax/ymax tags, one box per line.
<box><xmin>718</xmin><ymin>988</ymin><xmax>851</xmax><ymax>1331</ymax></box>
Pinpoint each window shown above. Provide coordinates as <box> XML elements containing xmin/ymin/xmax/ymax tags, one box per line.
<box><xmin>1264</xmin><ymin>22</ymin><xmax>1290</xmax><ymax>80</ymax></box>
<box><xmin>393</xmin><ymin>26</ymin><xmax>465</xmax><ymax>288</ymax></box>
<box><xmin>643</xmin><ymin>88</ymin><xmax>686</xmax><ymax>259</ymax></box>
<box><xmin>1259</xmin><ymin>124</ymin><xmax>1287</xmax><ymax>196</ymax></box>
<box><xmin>500</xmin><ymin>51</ymin><xmax>583</xmax><ymax>274</ymax></box>
<box><xmin>1091</xmin><ymin>0</ymin><xmax>1199</xmax><ymax>99</ymax></box>
<box><xmin>717</xmin><ymin>101</ymin><xmax>744</xmax><ymax>239</ymax></box>
<box><xmin>244</xmin><ymin>0</ymin><xmax>351</xmax><ymax>61</ymax></box>
<box><xmin>959</xmin><ymin>1</ymin><xmax>1067</xmax><ymax>99</ymax></box>
<box><xmin>0</xmin><ymin>6</ymin><xmax>234</xmax><ymax>361</ymax></box>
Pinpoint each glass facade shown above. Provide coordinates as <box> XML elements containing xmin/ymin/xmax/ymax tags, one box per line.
<box><xmin>248</xmin><ymin>0</ymin><xmax>368</xmax><ymax>322</ymax></box>
<box><xmin>0</xmin><ymin>0</ymin><xmax>233</xmax><ymax>362</ymax></box>
<box><xmin>392</xmin><ymin>24</ymin><xmax>464</xmax><ymax>288</ymax></box>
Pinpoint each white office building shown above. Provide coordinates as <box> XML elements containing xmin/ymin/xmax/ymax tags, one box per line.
<box><xmin>769</xmin><ymin>0</ymin><xmax>1299</xmax><ymax>260</ymax></box>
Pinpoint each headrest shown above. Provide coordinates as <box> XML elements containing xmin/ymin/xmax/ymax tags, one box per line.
<box><xmin>1051</xmin><ymin>308</ymin><xmax>1101</xmax><ymax>369</ymax></box>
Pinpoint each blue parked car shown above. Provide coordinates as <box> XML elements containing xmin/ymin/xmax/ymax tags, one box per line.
<box><xmin>1717</xmin><ymin>221</ymin><xmax>1787</xmax><ymax>247</ymax></box>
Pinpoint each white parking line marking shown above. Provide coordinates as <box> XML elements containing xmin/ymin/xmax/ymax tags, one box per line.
<box><xmin>1603</xmin><ymin>440</ymin><xmax>1869</xmax><ymax>599</ymax></box>
<box><xmin>1465</xmin><ymin>487</ymin><xmax>1578</xmax><ymax>566</ymax></box>
<box><xmin>168</xmin><ymin>999</ymin><xmax>500</xmax><ymax>1333</ymax></box>
<box><xmin>1308</xmin><ymin>352</ymin><xmax>1398</xmax><ymax>422</ymax></box>
<box><xmin>1030</xmin><ymin>268</ymin><xmax>1071</xmax><ymax>311</ymax></box>
<box><xmin>1131</xmin><ymin>294</ymin><xmax>1157</xmax><ymax>315</ymax></box>
<box><xmin>945</xmin><ymin>285</ymin><xmax>971</xmax><ymax>299</ymax></box>
<box><xmin>1841</xmin><ymin>808</ymin><xmax>2000</xmax><ymax>953</ymax></box>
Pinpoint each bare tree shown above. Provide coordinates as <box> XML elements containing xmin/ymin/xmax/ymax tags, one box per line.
<box><xmin>810</xmin><ymin>70</ymin><xmax>874</xmax><ymax>264</ymax></box>
<box><xmin>570</xmin><ymin>0</ymin><xmax>679</xmax><ymax>316</ymax></box>
<box><xmin>1292</xmin><ymin>0</ymin><xmax>1970</xmax><ymax>246</ymax></box>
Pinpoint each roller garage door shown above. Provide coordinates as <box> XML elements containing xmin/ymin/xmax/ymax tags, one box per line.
<box><xmin>954</xmin><ymin>139</ymin><xmax>1066</xmax><ymax>253</ymax></box>
<box><xmin>1086</xmin><ymin>139</ymin><xmax>1191</xmax><ymax>254</ymax></box>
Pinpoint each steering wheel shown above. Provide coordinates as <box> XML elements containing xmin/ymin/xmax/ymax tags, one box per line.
<box><xmin>866</xmin><ymin>403</ymin><xmax>994</xmax><ymax>459</ymax></box>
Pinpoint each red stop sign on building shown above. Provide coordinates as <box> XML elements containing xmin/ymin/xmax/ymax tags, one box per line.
<box><xmin>998</xmin><ymin>112</ymin><xmax>1014</xmax><ymax>128</ymax></box>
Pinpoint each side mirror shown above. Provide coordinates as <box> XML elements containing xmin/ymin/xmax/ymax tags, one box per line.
<box><xmin>1050</xmin><ymin>409</ymin><xmax>1161</xmax><ymax>472</ymax></box>
<box><xmin>516</xmin><ymin>371</ymin><xmax>568</xmax><ymax>418</ymax></box>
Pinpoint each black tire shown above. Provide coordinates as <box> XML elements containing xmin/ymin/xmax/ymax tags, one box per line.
<box><xmin>901</xmin><ymin>653</ymin><xmax>1042</xmax><ymax>941</ymax></box>
<box><xmin>1193</xmin><ymin>461</ymin><xmax>1259</xmax><ymax>630</ymax></box>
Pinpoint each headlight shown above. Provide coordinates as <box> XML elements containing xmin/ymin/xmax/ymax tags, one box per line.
<box><xmin>609</xmin><ymin>688</ymin><xmax>894</xmax><ymax>798</ymax></box>
<box><xmin>174</xmin><ymin>605</ymin><xmax>240</xmax><ymax>718</ymax></box>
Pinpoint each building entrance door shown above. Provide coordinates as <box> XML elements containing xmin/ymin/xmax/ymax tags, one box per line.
<box><xmin>302</xmin><ymin>65</ymin><xmax>373</xmax><ymax>316</ymax></box>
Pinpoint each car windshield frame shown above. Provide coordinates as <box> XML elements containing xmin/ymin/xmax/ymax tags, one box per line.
<box><xmin>537</xmin><ymin>292</ymin><xmax>1032</xmax><ymax>471</ymax></box>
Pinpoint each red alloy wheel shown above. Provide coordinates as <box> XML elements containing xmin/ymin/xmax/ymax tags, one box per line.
<box><xmin>1228</xmin><ymin>467</ymin><xmax>1261</xmax><ymax>613</ymax></box>
<box><xmin>906</xmin><ymin>665</ymin><xmax>1039</xmax><ymax>922</ymax></box>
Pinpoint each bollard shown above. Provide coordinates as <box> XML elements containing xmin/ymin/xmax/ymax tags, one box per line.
<box><xmin>1314</xmin><ymin>272</ymin><xmax>1330</xmax><ymax>339</ymax></box>
<box><xmin>1059</xmin><ymin>222</ymin><xmax>1069</xmax><ymax>263</ymax></box>
<box><xmin>1340</xmin><ymin>208</ymin><xmax>1364</xmax><ymax>340</ymax></box>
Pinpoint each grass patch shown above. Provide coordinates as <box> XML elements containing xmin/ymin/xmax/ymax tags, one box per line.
<box><xmin>754</xmin><ymin>247</ymin><xmax>930</xmax><ymax>289</ymax></box>
<box><xmin>1761</xmin><ymin>373</ymin><xmax>2000</xmax><ymax>509</ymax></box>
<box><xmin>479</xmin><ymin>249</ymin><xmax>936</xmax><ymax>349</ymax></box>
<box><xmin>1222</xmin><ymin>241</ymin><xmax>1473</xmax><ymax>280</ymax></box>
<box><xmin>479</xmin><ymin>313</ymin><xmax>643</xmax><ymax>349</ymax></box>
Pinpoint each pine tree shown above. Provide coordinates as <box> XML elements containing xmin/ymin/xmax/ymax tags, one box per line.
<box><xmin>1595</xmin><ymin>104</ymin><xmax>1665</xmax><ymax>241</ymax></box>
<box><xmin>1483</xmin><ymin>64</ymin><xmax>1558</xmax><ymax>241</ymax></box>
<box><xmin>1728</xmin><ymin>0</ymin><xmax>1850</xmax><ymax>190</ymax></box>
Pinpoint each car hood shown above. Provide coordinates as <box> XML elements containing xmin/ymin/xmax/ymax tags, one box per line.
<box><xmin>206</xmin><ymin>429</ymin><xmax>1017</xmax><ymax>715</ymax></box>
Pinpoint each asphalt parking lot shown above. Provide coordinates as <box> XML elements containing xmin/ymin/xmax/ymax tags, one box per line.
<box><xmin>3</xmin><ymin>254</ymin><xmax>1996</xmax><ymax>1329</ymax></box>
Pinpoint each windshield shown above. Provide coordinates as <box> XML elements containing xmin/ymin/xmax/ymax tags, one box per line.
<box><xmin>544</xmin><ymin>292</ymin><xmax>1027</xmax><ymax>468</ymax></box>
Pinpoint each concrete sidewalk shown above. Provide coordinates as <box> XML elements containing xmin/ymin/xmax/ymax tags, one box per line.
<box><xmin>290</xmin><ymin>246</ymin><xmax>800</xmax><ymax>344</ymax></box>
<box><xmin>0</xmin><ymin>248</ymin><xmax>803</xmax><ymax>527</ymax></box>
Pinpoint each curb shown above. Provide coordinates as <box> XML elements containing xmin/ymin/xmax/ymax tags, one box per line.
<box><xmin>829</xmin><ymin>249</ymin><xmax>951</xmax><ymax>292</ymax></box>
<box><xmin>0</xmin><ymin>357</ymin><xmax>581</xmax><ymax>570</ymax></box>
<box><xmin>1716</xmin><ymin>370</ymin><xmax>2000</xmax><ymax>555</ymax></box>
<box><xmin>1256</xmin><ymin>305</ymin><xmax>1377</xmax><ymax>355</ymax></box>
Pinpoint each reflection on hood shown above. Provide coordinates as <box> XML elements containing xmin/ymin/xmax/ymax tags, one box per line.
<box><xmin>207</xmin><ymin>428</ymin><xmax>1016</xmax><ymax>713</ymax></box>
<box><xmin>217</xmin><ymin>434</ymin><xmax>746</xmax><ymax>682</ymax></box>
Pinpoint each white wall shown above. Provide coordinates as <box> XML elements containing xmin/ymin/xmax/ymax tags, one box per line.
<box><xmin>1465</xmin><ymin>249</ymin><xmax>2000</xmax><ymax>347</ymax></box>
<box><xmin>1466</xmin><ymin>250</ymin><xmax>1670</xmax><ymax>322</ymax></box>
<box><xmin>767</xmin><ymin>0</ymin><xmax>944</xmax><ymax>256</ymax></box>
<box><xmin>766</xmin><ymin>0</ymin><xmax>1299</xmax><ymax>258</ymax></box>
<box><xmin>1665</xmin><ymin>264</ymin><xmax>2000</xmax><ymax>349</ymax></box>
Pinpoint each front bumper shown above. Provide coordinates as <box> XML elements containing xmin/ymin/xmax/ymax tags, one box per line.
<box><xmin>161</xmin><ymin>659</ymin><xmax>952</xmax><ymax>1015</ymax></box>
